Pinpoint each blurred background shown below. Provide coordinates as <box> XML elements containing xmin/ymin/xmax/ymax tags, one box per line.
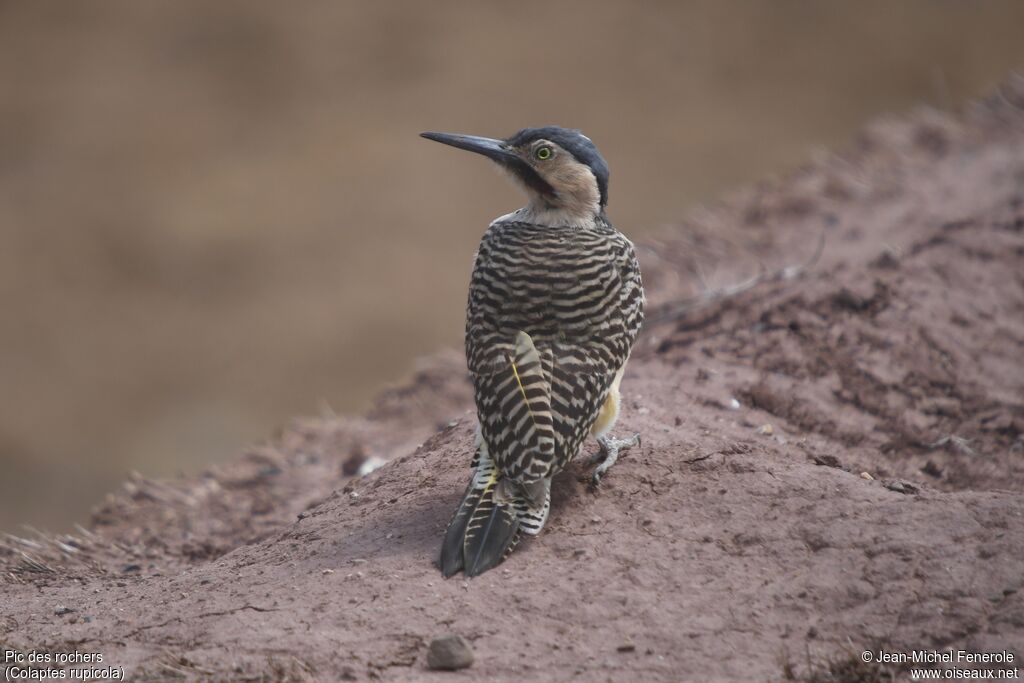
<box><xmin>2</xmin><ymin>0</ymin><xmax>1023</xmax><ymax>532</ymax></box>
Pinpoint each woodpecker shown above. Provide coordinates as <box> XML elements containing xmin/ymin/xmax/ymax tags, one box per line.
<box><xmin>421</xmin><ymin>126</ymin><xmax>644</xmax><ymax>577</ymax></box>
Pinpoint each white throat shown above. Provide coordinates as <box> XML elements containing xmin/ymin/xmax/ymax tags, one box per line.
<box><xmin>493</xmin><ymin>204</ymin><xmax>602</xmax><ymax>231</ymax></box>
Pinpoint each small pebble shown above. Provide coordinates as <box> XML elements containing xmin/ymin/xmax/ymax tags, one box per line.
<box><xmin>427</xmin><ymin>634</ymin><xmax>474</xmax><ymax>671</ymax></box>
<box><xmin>757</xmin><ymin>423</ymin><xmax>773</xmax><ymax>436</ymax></box>
<box><xmin>860</xmin><ymin>472</ymin><xmax>874</xmax><ymax>480</ymax></box>
<box><xmin>885</xmin><ymin>480</ymin><xmax>919</xmax><ymax>495</ymax></box>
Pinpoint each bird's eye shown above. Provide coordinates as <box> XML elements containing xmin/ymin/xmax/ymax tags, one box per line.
<box><xmin>535</xmin><ymin>146</ymin><xmax>553</xmax><ymax>160</ymax></box>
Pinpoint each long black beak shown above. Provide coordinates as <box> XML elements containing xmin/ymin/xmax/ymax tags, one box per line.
<box><xmin>419</xmin><ymin>132</ymin><xmax>518</xmax><ymax>165</ymax></box>
<box><xmin>420</xmin><ymin>131</ymin><xmax>557</xmax><ymax>201</ymax></box>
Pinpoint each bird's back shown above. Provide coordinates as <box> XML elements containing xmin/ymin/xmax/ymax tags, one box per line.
<box><xmin>466</xmin><ymin>214</ymin><xmax>644</xmax><ymax>481</ymax></box>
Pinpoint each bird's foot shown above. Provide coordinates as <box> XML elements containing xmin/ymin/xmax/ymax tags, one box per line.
<box><xmin>588</xmin><ymin>433</ymin><xmax>641</xmax><ymax>487</ymax></box>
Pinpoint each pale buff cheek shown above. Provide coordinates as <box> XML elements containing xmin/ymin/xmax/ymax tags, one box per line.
<box><xmin>513</xmin><ymin>156</ymin><xmax>602</xmax><ymax>227</ymax></box>
<box><xmin>548</xmin><ymin>163</ymin><xmax>600</xmax><ymax>213</ymax></box>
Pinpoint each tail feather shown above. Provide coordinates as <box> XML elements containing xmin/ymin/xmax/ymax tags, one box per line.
<box><xmin>462</xmin><ymin>493</ymin><xmax>520</xmax><ymax>577</ymax></box>
<box><xmin>512</xmin><ymin>481</ymin><xmax>551</xmax><ymax>536</ymax></box>
<box><xmin>440</xmin><ymin>449</ymin><xmax>526</xmax><ymax>577</ymax></box>
<box><xmin>442</xmin><ymin>432</ymin><xmax>488</xmax><ymax>576</ymax></box>
<box><xmin>440</xmin><ymin>477</ymin><xmax>481</xmax><ymax>577</ymax></box>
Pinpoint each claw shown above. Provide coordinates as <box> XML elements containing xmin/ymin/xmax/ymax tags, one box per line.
<box><xmin>589</xmin><ymin>433</ymin><xmax>641</xmax><ymax>486</ymax></box>
<box><xmin>585</xmin><ymin>447</ymin><xmax>607</xmax><ymax>467</ymax></box>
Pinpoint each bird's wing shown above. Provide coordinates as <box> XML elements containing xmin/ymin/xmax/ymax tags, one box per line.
<box><xmin>471</xmin><ymin>331</ymin><xmax>556</xmax><ymax>481</ymax></box>
<box><xmin>545</xmin><ymin>233</ymin><xmax>644</xmax><ymax>470</ymax></box>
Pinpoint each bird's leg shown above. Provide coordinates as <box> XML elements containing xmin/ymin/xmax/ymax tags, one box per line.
<box><xmin>588</xmin><ymin>433</ymin><xmax>641</xmax><ymax>486</ymax></box>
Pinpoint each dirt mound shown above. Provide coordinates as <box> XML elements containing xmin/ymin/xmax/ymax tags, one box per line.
<box><xmin>3</xmin><ymin>82</ymin><xmax>1023</xmax><ymax>681</ymax></box>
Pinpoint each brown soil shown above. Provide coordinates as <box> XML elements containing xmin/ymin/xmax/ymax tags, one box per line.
<box><xmin>6</xmin><ymin>1</ymin><xmax>1024</xmax><ymax>535</ymax></box>
<box><xmin>3</xmin><ymin>82</ymin><xmax>1024</xmax><ymax>682</ymax></box>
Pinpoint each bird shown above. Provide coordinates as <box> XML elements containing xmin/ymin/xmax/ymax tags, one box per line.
<box><xmin>420</xmin><ymin>126</ymin><xmax>644</xmax><ymax>577</ymax></box>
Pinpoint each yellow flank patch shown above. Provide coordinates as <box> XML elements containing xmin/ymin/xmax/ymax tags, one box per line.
<box><xmin>591</xmin><ymin>390</ymin><xmax>620</xmax><ymax>436</ymax></box>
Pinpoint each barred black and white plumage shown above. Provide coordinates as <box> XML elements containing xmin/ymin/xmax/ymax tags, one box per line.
<box><xmin>422</xmin><ymin>126</ymin><xmax>644</xmax><ymax>577</ymax></box>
